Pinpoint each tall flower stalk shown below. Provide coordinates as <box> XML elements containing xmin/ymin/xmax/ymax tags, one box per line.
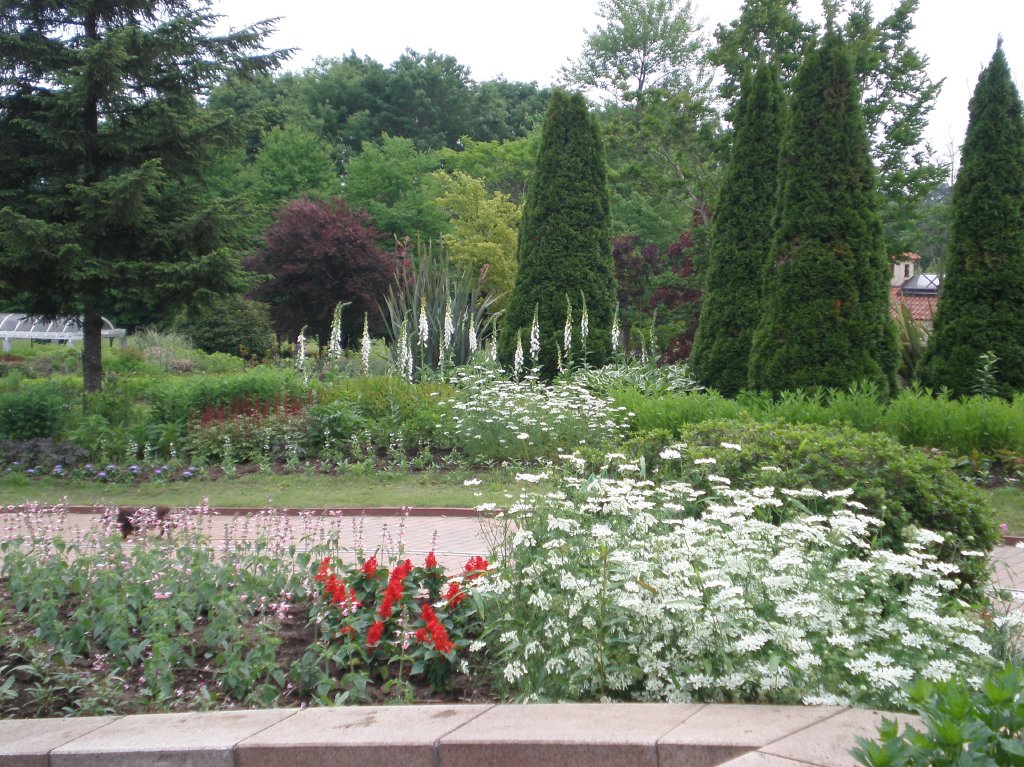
<box><xmin>529</xmin><ymin>305</ymin><xmax>541</xmax><ymax>366</ymax></box>
<box><xmin>361</xmin><ymin>313</ymin><xmax>372</xmax><ymax>375</ymax></box>
<box><xmin>383</xmin><ymin>237</ymin><xmax>499</xmax><ymax>378</ymax></box>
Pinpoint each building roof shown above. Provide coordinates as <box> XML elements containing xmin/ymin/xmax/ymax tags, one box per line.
<box><xmin>900</xmin><ymin>272</ymin><xmax>941</xmax><ymax>294</ymax></box>
<box><xmin>890</xmin><ymin>290</ymin><xmax>938</xmax><ymax>323</ymax></box>
<box><xmin>896</xmin><ymin>252</ymin><xmax>921</xmax><ymax>261</ymax></box>
<box><xmin>0</xmin><ymin>314</ymin><xmax>125</xmax><ymax>340</ymax></box>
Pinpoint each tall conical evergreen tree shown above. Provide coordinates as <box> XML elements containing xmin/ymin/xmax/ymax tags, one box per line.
<box><xmin>691</xmin><ymin>63</ymin><xmax>786</xmax><ymax>396</ymax></box>
<box><xmin>919</xmin><ymin>43</ymin><xmax>1024</xmax><ymax>398</ymax></box>
<box><xmin>748</xmin><ymin>31</ymin><xmax>898</xmax><ymax>396</ymax></box>
<box><xmin>498</xmin><ymin>90</ymin><xmax>616</xmax><ymax>377</ymax></box>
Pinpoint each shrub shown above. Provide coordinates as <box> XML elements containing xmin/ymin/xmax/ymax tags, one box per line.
<box><xmin>145</xmin><ymin>369</ymin><xmax>305</xmax><ymax>425</ymax></box>
<box><xmin>321</xmin><ymin>376</ymin><xmax>450</xmax><ymax>448</ymax></box>
<box><xmin>499</xmin><ymin>90</ymin><xmax>616</xmax><ymax>377</ymax></box>
<box><xmin>0</xmin><ymin>386</ymin><xmax>67</xmax><ymax>440</ymax></box>
<box><xmin>919</xmin><ymin>45</ymin><xmax>1024</xmax><ymax>398</ymax></box>
<box><xmin>484</xmin><ymin>471</ymin><xmax>1008</xmax><ymax>709</ymax></box>
<box><xmin>569</xmin><ymin>361</ymin><xmax>703</xmax><ymax>398</ymax></box>
<box><xmin>853</xmin><ymin>667</ymin><xmax>1024</xmax><ymax>766</ymax></box>
<box><xmin>749</xmin><ymin>32</ymin><xmax>899</xmax><ymax>397</ymax></box>
<box><xmin>303</xmin><ymin>400</ymin><xmax>367</xmax><ymax>456</ymax></box>
<box><xmin>244</xmin><ymin>197</ymin><xmax>397</xmax><ymax>345</ymax></box>
<box><xmin>620</xmin><ymin>419</ymin><xmax>999</xmax><ymax>595</ymax></box>
<box><xmin>439</xmin><ymin>367</ymin><xmax>629</xmax><ymax>462</ymax></box>
<box><xmin>173</xmin><ymin>296</ymin><xmax>276</xmax><ymax>360</ymax></box>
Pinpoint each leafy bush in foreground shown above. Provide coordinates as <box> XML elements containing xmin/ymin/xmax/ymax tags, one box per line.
<box><xmin>853</xmin><ymin>666</ymin><xmax>1024</xmax><ymax>766</ymax></box>
<box><xmin>621</xmin><ymin>419</ymin><xmax>999</xmax><ymax>595</ymax></box>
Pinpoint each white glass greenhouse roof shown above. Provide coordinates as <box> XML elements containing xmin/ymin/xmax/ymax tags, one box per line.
<box><xmin>0</xmin><ymin>314</ymin><xmax>125</xmax><ymax>340</ymax></box>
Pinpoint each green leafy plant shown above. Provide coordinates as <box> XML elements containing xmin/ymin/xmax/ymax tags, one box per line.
<box><xmin>853</xmin><ymin>666</ymin><xmax>1024</xmax><ymax>766</ymax></box>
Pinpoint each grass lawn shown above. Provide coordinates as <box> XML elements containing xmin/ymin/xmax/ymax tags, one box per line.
<box><xmin>0</xmin><ymin>469</ymin><xmax>527</xmax><ymax>509</ymax></box>
<box><xmin>983</xmin><ymin>485</ymin><xmax>1024</xmax><ymax>534</ymax></box>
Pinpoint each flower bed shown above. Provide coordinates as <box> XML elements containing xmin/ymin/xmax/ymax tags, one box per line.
<box><xmin>480</xmin><ymin>463</ymin><xmax>1019</xmax><ymax>710</ymax></box>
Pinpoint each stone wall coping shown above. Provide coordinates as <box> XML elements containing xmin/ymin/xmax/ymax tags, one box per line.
<box><xmin>0</xmin><ymin>702</ymin><xmax>919</xmax><ymax>767</ymax></box>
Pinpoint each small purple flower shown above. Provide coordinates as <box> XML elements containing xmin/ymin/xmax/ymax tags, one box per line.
<box><xmin>12</xmin><ymin>462</ymin><xmax>19</xmax><ymax>467</ymax></box>
<box><xmin>26</xmin><ymin>469</ymin><xmax>34</xmax><ymax>475</ymax></box>
<box><xmin>182</xmin><ymin>471</ymin><xmax>193</xmax><ymax>478</ymax></box>
<box><xmin>106</xmin><ymin>464</ymin><xmax>116</xmax><ymax>471</ymax></box>
<box><xmin>154</xmin><ymin>469</ymin><xmax>162</xmax><ymax>475</ymax></box>
<box><xmin>97</xmin><ymin>471</ymin><xmax>106</xmax><ymax>478</ymax></box>
<box><xmin>129</xmin><ymin>465</ymin><xmax>139</xmax><ymax>473</ymax></box>
<box><xmin>85</xmin><ymin>464</ymin><xmax>93</xmax><ymax>470</ymax></box>
<box><xmin>161</xmin><ymin>465</ymin><xmax>169</xmax><ymax>471</ymax></box>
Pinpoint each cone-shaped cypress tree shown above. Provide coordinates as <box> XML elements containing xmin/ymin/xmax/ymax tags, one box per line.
<box><xmin>498</xmin><ymin>90</ymin><xmax>616</xmax><ymax>377</ymax></box>
<box><xmin>691</xmin><ymin>63</ymin><xmax>786</xmax><ymax>397</ymax></box>
<box><xmin>919</xmin><ymin>44</ymin><xmax>1024</xmax><ymax>398</ymax></box>
<box><xmin>748</xmin><ymin>31</ymin><xmax>898</xmax><ymax>396</ymax></box>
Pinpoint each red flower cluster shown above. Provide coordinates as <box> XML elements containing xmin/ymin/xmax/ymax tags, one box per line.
<box><xmin>377</xmin><ymin>559</ymin><xmax>412</xmax><ymax>619</ymax></box>
<box><xmin>464</xmin><ymin>556</ymin><xmax>489</xmax><ymax>580</ymax></box>
<box><xmin>419</xmin><ymin>604</ymin><xmax>455</xmax><ymax>655</ymax></box>
<box><xmin>425</xmin><ymin>551</ymin><xmax>438</xmax><ymax>569</ymax></box>
<box><xmin>315</xmin><ymin>557</ymin><xmax>360</xmax><ymax>613</ymax></box>
<box><xmin>367</xmin><ymin>621</ymin><xmax>384</xmax><ymax>647</ymax></box>
<box><xmin>445</xmin><ymin>581</ymin><xmax>467</xmax><ymax>609</ymax></box>
<box><xmin>361</xmin><ymin>556</ymin><xmax>379</xmax><ymax>576</ymax></box>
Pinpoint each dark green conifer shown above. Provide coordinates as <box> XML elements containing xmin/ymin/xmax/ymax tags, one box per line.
<box><xmin>748</xmin><ymin>31</ymin><xmax>898</xmax><ymax>396</ymax></box>
<box><xmin>919</xmin><ymin>43</ymin><xmax>1024</xmax><ymax>398</ymax></box>
<box><xmin>498</xmin><ymin>90</ymin><xmax>616</xmax><ymax>377</ymax></box>
<box><xmin>691</xmin><ymin>63</ymin><xmax>785</xmax><ymax>396</ymax></box>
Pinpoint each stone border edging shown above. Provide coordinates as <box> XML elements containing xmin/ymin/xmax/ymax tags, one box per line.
<box><xmin>5</xmin><ymin>504</ymin><xmax>485</xmax><ymax>517</ymax></box>
<box><xmin>1004</xmin><ymin>536</ymin><xmax>1024</xmax><ymax>547</ymax></box>
<box><xmin>0</xmin><ymin>703</ymin><xmax>919</xmax><ymax>767</ymax></box>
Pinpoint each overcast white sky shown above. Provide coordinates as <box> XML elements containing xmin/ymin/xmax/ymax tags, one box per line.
<box><xmin>212</xmin><ymin>0</ymin><xmax>1024</xmax><ymax>161</ymax></box>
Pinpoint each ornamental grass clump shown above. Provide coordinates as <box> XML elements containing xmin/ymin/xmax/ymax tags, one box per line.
<box><xmin>482</xmin><ymin>467</ymin><xmax>1016</xmax><ymax>709</ymax></box>
<box><xmin>439</xmin><ymin>367</ymin><xmax>630</xmax><ymax>462</ymax></box>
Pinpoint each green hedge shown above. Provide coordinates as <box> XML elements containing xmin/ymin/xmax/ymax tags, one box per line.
<box><xmin>620</xmin><ymin>419</ymin><xmax>999</xmax><ymax>597</ymax></box>
<box><xmin>615</xmin><ymin>385</ymin><xmax>1024</xmax><ymax>458</ymax></box>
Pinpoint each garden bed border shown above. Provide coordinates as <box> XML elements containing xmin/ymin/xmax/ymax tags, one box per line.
<box><xmin>0</xmin><ymin>702</ymin><xmax>919</xmax><ymax>767</ymax></box>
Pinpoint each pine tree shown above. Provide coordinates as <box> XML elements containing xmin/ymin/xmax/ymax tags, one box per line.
<box><xmin>748</xmin><ymin>31</ymin><xmax>899</xmax><ymax>396</ymax></box>
<box><xmin>918</xmin><ymin>43</ymin><xmax>1024</xmax><ymax>398</ymax></box>
<box><xmin>0</xmin><ymin>0</ymin><xmax>284</xmax><ymax>392</ymax></box>
<box><xmin>498</xmin><ymin>90</ymin><xmax>616</xmax><ymax>377</ymax></box>
<box><xmin>691</xmin><ymin>63</ymin><xmax>785</xmax><ymax>397</ymax></box>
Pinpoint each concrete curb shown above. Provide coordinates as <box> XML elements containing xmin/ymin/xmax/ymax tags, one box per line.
<box><xmin>0</xmin><ymin>703</ymin><xmax>919</xmax><ymax>767</ymax></box>
<box><xmin>4</xmin><ymin>505</ymin><xmax>486</xmax><ymax>518</ymax></box>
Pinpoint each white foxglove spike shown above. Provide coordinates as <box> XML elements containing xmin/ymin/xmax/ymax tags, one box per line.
<box><xmin>361</xmin><ymin>313</ymin><xmax>371</xmax><ymax>375</ymax></box>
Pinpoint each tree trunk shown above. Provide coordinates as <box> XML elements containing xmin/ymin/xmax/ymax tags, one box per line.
<box><xmin>82</xmin><ymin>311</ymin><xmax>103</xmax><ymax>393</ymax></box>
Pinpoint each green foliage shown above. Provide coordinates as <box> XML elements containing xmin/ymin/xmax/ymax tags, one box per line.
<box><xmin>382</xmin><ymin>243</ymin><xmax>499</xmax><ymax>377</ymax></box>
<box><xmin>919</xmin><ymin>45</ymin><xmax>1024</xmax><ymax>399</ymax></box>
<box><xmin>0</xmin><ymin>387</ymin><xmax>67</xmax><ymax>441</ymax></box>
<box><xmin>145</xmin><ymin>369</ymin><xmax>306</xmax><ymax>425</ymax></box>
<box><xmin>894</xmin><ymin>300</ymin><xmax>930</xmax><ymax>383</ymax></box>
<box><xmin>439</xmin><ymin>135</ymin><xmax>539</xmax><ymax>204</ymax></box>
<box><xmin>499</xmin><ymin>91</ymin><xmax>617</xmax><ymax>377</ymax></box>
<box><xmin>342</xmin><ymin>135</ymin><xmax>446</xmax><ymax>240</ymax></box>
<box><xmin>246</xmin><ymin>124</ymin><xmax>340</xmax><ymax>215</ymax></box>
<box><xmin>628</xmin><ymin>419</ymin><xmax>999</xmax><ymax>595</ymax></box>
<box><xmin>435</xmin><ymin>171</ymin><xmax>521</xmax><ymax>307</ymax></box>
<box><xmin>749</xmin><ymin>32</ymin><xmax>899</xmax><ymax>397</ymax></box>
<box><xmin>174</xmin><ymin>296</ymin><xmax>277</xmax><ymax>360</ymax></box>
<box><xmin>561</xmin><ymin>0</ymin><xmax>705</xmax><ymax>100</ymax></box>
<box><xmin>617</xmin><ymin>384</ymin><xmax>1024</xmax><ymax>460</ymax></box>
<box><xmin>0</xmin><ymin>0</ymin><xmax>283</xmax><ymax>392</ymax></box>
<box><xmin>853</xmin><ymin>667</ymin><xmax>1024</xmax><ymax>766</ymax></box>
<box><xmin>691</xmin><ymin>63</ymin><xmax>785</xmax><ymax>397</ymax></box>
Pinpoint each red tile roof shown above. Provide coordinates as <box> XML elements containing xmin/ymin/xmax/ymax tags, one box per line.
<box><xmin>890</xmin><ymin>288</ymin><xmax>937</xmax><ymax>323</ymax></box>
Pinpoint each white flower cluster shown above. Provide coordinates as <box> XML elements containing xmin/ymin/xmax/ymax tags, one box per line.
<box><xmin>481</xmin><ymin>471</ymin><xmax>1012</xmax><ymax>709</ymax></box>
<box><xmin>438</xmin><ymin>367</ymin><xmax>630</xmax><ymax>461</ymax></box>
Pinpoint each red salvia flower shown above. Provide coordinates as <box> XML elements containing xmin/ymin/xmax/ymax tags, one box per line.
<box><xmin>414</xmin><ymin>628</ymin><xmax>430</xmax><ymax>644</ymax></box>
<box><xmin>361</xmin><ymin>556</ymin><xmax>378</xmax><ymax>576</ymax></box>
<box><xmin>421</xmin><ymin>603</ymin><xmax>455</xmax><ymax>655</ymax></box>
<box><xmin>464</xmin><ymin>556</ymin><xmax>489</xmax><ymax>580</ymax></box>
<box><xmin>425</xmin><ymin>551</ymin><xmax>438</xmax><ymax>569</ymax></box>
<box><xmin>378</xmin><ymin>559</ymin><xmax>412</xmax><ymax>619</ymax></box>
<box><xmin>445</xmin><ymin>581</ymin><xmax>467</xmax><ymax>609</ymax></box>
<box><xmin>367</xmin><ymin>621</ymin><xmax>384</xmax><ymax>647</ymax></box>
<box><xmin>315</xmin><ymin>556</ymin><xmax>331</xmax><ymax>583</ymax></box>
